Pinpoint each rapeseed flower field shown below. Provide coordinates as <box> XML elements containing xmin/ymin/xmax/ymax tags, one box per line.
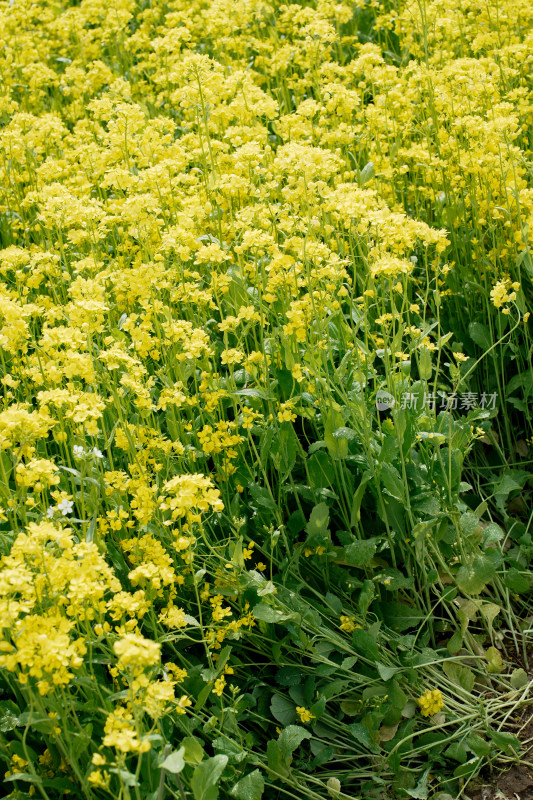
<box><xmin>0</xmin><ymin>0</ymin><xmax>532</xmax><ymax>797</ymax></box>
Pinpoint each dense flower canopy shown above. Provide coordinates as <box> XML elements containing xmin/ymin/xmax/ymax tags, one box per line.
<box><xmin>0</xmin><ymin>0</ymin><xmax>531</xmax><ymax>797</ymax></box>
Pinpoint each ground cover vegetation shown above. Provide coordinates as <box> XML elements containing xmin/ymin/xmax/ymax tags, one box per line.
<box><xmin>0</xmin><ymin>0</ymin><xmax>532</xmax><ymax>797</ymax></box>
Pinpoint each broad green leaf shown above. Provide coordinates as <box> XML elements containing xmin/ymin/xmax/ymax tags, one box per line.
<box><xmin>252</xmin><ymin>603</ymin><xmax>295</xmax><ymax>623</ymax></box>
<box><xmin>504</xmin><ymin>568</ymin><xmax>531</xmax><ymax>594</ymax></box>
<box><xmin>332</xmin><ymin>426</ymin><xmax>357</xmax><ymax>440</ymax></box>
<box><xmin>442</xmin><ymin>662</ymin><xmax>475</xmax><ymax>692</ymax></box>
<box><xmin>307</xmin><ymin>451</ymin><xmax>334</xmax><ymax>489</ymax></box>
<box><xmin>375</xmin><ymin>601</ymin><xmax>424</xmax><ymax>632</ymax></box>
<box><xmin>482</xmin><ymin>522</ymin><xmax>504</xmax><ymax>544</ymax></box>
<box><xmin>270</xmin><ymin>694</ymin><xmax>297</xmax><ymax>725</ymax></box>
<box><xmin>344</xmin><ymin>538</ymin><xmax>377</xmax><ymax>567</ymax></box>
<box><xmin>325</xmin><ymin>410</ymin><xmax>348</xmax><ymax>459</ymax></box>
<box><xmin>456</xmin><ymin>556</ymin><xmax>495</xmax><ymax>595</ymax></box>
<box><xmin>380</xmin><ymin>463</ymin><xmax>405</xmax><ymax>502</ymax></box>
<box><xmin>351</xmin><ymin>628</ymin><xmax>380</xmax><ymax>662</ymax></box>
<box><xmin>510</xmin><ymin>668</ymin><xmax>528</xmax><ymax>690</ymax></box>
<box><xmin>444</xmin><ymin>741</ymin><xmax>467</xmax><ymax>763</ymax></box>
<box><xmin>487</xmin><ymin>729</ymin><xmax>520</xmax><ymax>754</ymax></box>
<box><xmin>324</xmin><ymin>592</ymin><xmax>342</xmax><ymax>614</ymax></box>
<box><xmin>182</xmin><ymin>736</ymin><xmax>205</xmax><ymax>765</ymax></box>
<box><xmin>249</xmin><ymin>484</ymin><xmax>277</xmax><ymax>510</ymax></box>
<box><xmin>4</xmin><ymin>773</ymin><xmax>43</xmax><ymax>785</ymax></box>
<box><xmin>266</xmin><ymin>740</ymin><xmax>288</xmax><ymax>778</ymax></box>
<box><xmin>161</xmin><ymin>748</ymin><xmax>185</xmax><ymax>774</ymax></box>
<box><xmin>230</xmin><ymin>770</ymin><xmax>265</xmax><ymax>800</ymax></box>
<box><xmin>305</xmin><ymin>503</ymin><xmax>330</xmax><ymax>537</ymax></box>
<box><xmin>468</xmin><ymin>321</ymin><xmax>491</xmax><ymax>350</ymax></box>
<box><xmin>340</xmin><ymin>699</ymin><xmax>359</xmax><ymax>715</ymax></box>
<box><xmin>213</xmin><ymin>737</ymin><xmax>246</xmax><ymax>763</ymax></box>
<box><xmin>310</xmin><ymin>696</ymin><xmax>326</xmax><ymax>718</ymax></box>
<box><xmin>276</xmin><ymin>666</ymin><xmax>303</xmax><ymax>687</ymax></box>
<box><xmin>191</xmin><ymin>755</ymin><xmax>228</xmax><ymax>800</ymax></box>
<box><xmin>418</xmin><ymin>347</ymin><xmax>432</xmax><ymax>380</ymax></box>
<box><xmin>459</xmin><ymin>512</ymin><xmax>480</xmax><ymax>537</ymax></box>
<box><xmin>359</xmin><ymin>161</ymin><xmax>375</xmax><ymax>185</ymax></box>
<box><xmin>349</xmin><ymin>722</ymin><xmax>379</xmax><ymax>752</ymax></box>
<box><xmin>377</xmin><ymin>663</ymin><xmax>399</xmax><ymax>681</ymax></box>
<box><xmin>278</xmin><ymin>725</ymin><xmax>311</xmax><ymax>761</ymax></box>
<box><xmin>485</xmin><ymin>646</ymin><xmax>504</xmax><ymax>674</ymax></box>
<box><xmin>358</xmin><ymin>580</ymin><xmax>375</xmax><ymax>617</ymax></box>
<box><xmin>466</xmin><ymin>734</ymin><xmax>491</xmax><ymax>757</ymax></box>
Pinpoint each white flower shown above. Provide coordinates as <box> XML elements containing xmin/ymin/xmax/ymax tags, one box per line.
<box><xmin>73</xmin><ymin>445</ymin><xmax>85</xmax><ymax>458</ymax></box>
<box><xmin>46</xmin><ymin>506</ymin><xmax>55</xmax><ymax>518</ymax></box>
<box><xmin>57</xmin><ymin>499</ymin><xmax>74</xmax><ymax>516</ymax></box>
<box><xmin>92</xmin><ymin>447</ymin><xmax>103</xmax><ymax>459</ymax></box>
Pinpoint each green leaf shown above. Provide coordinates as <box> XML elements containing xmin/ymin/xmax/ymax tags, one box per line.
<box><xmin>447</xmin><ymin>631</ymin><xmax>463</xmax><ymax>655</ymax></box>
<box><xmin>307</xmin><ymin>451</ymin><xmax>334</xmax><ymax>489</ymax></box>
<box><xmin>493</xmin><ymin>470</ymin><xmax>530</xmax><ymax>514</ymax></box>
<box><xmin>0</xmin><ymin>702</ymin><xmax>20</xmax><ymax>732</ymax></box>
<box><xmin>332</xmin><ymin>426</ymin><xmax>357</xmax><ymax>440</ymax></box>
<box><xmin>510</xmin><ymin>668</ymin><xmax>528</xmax><ymax>690</ymax></box>
<box><xmin>324</xmin><ymin>592</ymin><xmax>342</xmax><ymax>614</ymax></box>
<box><xmin>375</xmin><ymin>601</ymin><xmax>424</xmax><ymax>632</ymax></box>
<box><xmin>349</xmin><ymin>722</ymin><xmax>379</xmax><ymax>753</ymax></box>
<box><xmin>468</xmin><ymin>322</ymin><xmax>492</xmax><ymax>350</ymax></box>
<box><xmin>482</xmin><ymin>522</ymin><xmax>504</xmax><ymax>544</ymax></box>
<box><xmin>305</xmin><ymin>503</ymin><xmax>330</xmax><ymax>537</ymax></box>
<box><xmin>380</xmin><ymin>463</ymin><xmax>405</xmax><ymax>502</ymax></box>
<box><xmin>445</xmin><ymin>741</ymin><xmax>467</xmax><ymax>763</ymax></box>
<box><xmin>213</xmin><ymin>738</ymin><xmax>246</xmax><ymax>764</ymax></box>
<box><xmin>485</xmin><ymin>646</ymin><xmax>504</xmax><ymax>674</ymax></box>
<box><xmin>358</xmin><ymin>580</ymin><xmax>375</xmax><ymax>617</ymax></box>
<box><xmin>344</xmin><ymin>538</ymin><xmax>377</xmax><ymax>567</ymax></box>
<box><xmin>459</xmin><ymin>512</ymin><xmax>480</xmax><ymax>537</ymax></box>
<box><xmin>359</xmin><ymin>161</ymin><xmax>375</xmax><ymax>185</ymax></box>
<box><xmin>230</xmin><ymin>770</ymin><xmax>265</xmax><ymax>800</ymax></box>
<box><xmin>418</xmin><ymin>347</ymin><xmax>432</xmax><ymax>380</ymax></box>
<box><xmin>191</xmin><ymin>755</ymin><xmax>228</xmax><ymax>800</ymax></box>
<box><xmin>466</xmin><ymin>733</ymin><xmax>491</xmax><ymax>757</ymax></box>
<box><xmin>351</xmin><ymin>628</ymin><xmax>380</xmax><ymax>661</ymax></box>
<box><xmin>310</xmin><ymin>696</ymin><xmax>326</xmax><ymax>718</ymax></box>
<box><xmin>487</xmin><ymin>729</ymin><xmax>520</xmax><ymax>754</ymax></box>
<box><xmin>4</xmin><ymin>773</ymin><xmax>43</xmax><ymax>785</ymax></box>
<box><xmin>249</xmin><ymin>484</ymin><xmax>277</xmax><ymax>510</ymax></box>
<box><xmin>442</xmin><ymin>662</ymin><xmax>475</xmax><ymax>692</ymax></box>
<box><xmin>182</xmin><ymin>736</ymin><xmax>205</xmax><ymax>765</ymax></box>
<box><xmin>252</xmin><ymin>603</ymin><xmax>295</xmax><ymax>623</ymax></box>
<box><xmin>456</xmin><ymin>556</ymin><xmax>495</xmax><ymax>595</ymax></box>
<box><xmin>351</xmin><ymin>472</ymin><xmax>372</xmax><ymax>525</ymax></box>
<box><xmin>161</xmin><ymin>748</ymin><xmax>185</xmax><ymax>774</ymax></box>
<box><xmin>504</xmin><ymin>568</ymin><xmax>531</xmax><ymax>594</ymax></box>
<box><xmin>405</xmin><ymin>769</ymin><xmax>429</xmax><ymax>799</ymax></box>
<box><xmin>270</xmin><ymin>694</ymin><xmax>297</xmax><ymax>725</ymax></box>
<box><xmin>278</xmin><ymin>725</ymin><xmax>311</xmax><ymax>761</ymax></box>
<box><xmin>377</xmin><ymin>663</ymin><xmax>399</xmax><ymax>681</ymax></box>
<box><xmin>325</xmin><ymin>410</ymin><xmax>348</xmax><ymax>459</ymax></box>
<box><xmin>266</xmin><ymin>740</ymin><xmax>288</xmax><ymax>778</ymax></box>
<box><xmin>340</xmin><ymin>699</ymin><xmax>359</xmax><ymax>715</ymax></box>
<box><xmin>276</xmin><ymin>666</ymin><xmax>303</xmax><ymax>687</ymax></box>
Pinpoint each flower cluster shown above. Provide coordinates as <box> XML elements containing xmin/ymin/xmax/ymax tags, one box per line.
<box><xmin>417</xmin><ymin>689</ymin><xmax>445</xmax><ymax>717</ymax></box>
